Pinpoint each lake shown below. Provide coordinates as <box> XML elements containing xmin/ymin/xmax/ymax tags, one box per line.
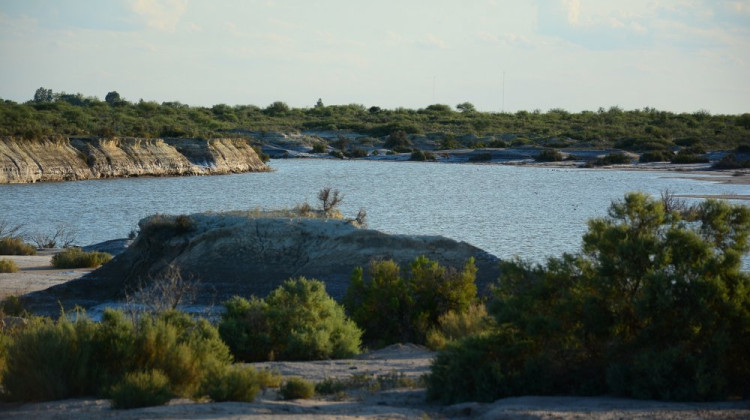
<box><xmin>1</xmin><ymin>159</ymin><xmax>748</xmax><ymax>267</ymax></box>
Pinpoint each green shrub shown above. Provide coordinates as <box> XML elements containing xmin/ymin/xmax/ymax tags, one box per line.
<box><xmin>0</xmin><ymin>295</ymin><xmax>26</xmax><ymax>316</ymax></box>
<box><xmin>315</xmin><ymin>377</ymin><xmax>348</xmax><ymax>395</ymax></box>
<box><xmin>51</xmin><ymin>248</ymin><xmax>112</xmax><ymax>268</ymax></box>
<box><xmin>280</xmin><ymin>377</ymin><xmax>315</xmax><ymax>400</ymax></box>
<box><xmin>312</xmin><ymin>142</ymin><xmax>327</xmax><ymax>153</ymax></box>
<box><xmin>0</xmin><ymin>258</ymin><xmax>19</xmax><ymax>273</ymax></box>
<box><xmin>0</xmin><ymin>237</ymin><xmax>36</xmax><ymax>255</ymax></box>
<box><xmin>138</xmin><ymin>214</ymin><xmax>195</xmax><ymax>238</ymax></box>
<box><xmin>428</xmin><ymin>193</ymin><xmax>750</xmax><ymax>403</ymax></box>
<box><xmin>219</xmin><ymin>278</ymin><xmax>362</xmax><ymax>362</ymax></box>
<box><xmin>535</xmin><ymin>148</ymin><xmax>563</xmax><ymax>162</ymax></box>
<box><xmin>110</xmin><ymin>369</ymin><xmax>172</xmax><ymax>409</ymax></box>
<box><xmin>201</xmin><ymin>365</ymin><xmax>261</xmax><ymax>402</ymax></box>
<box><xmin>345</xmin><ymin>257</ymin><xmax>477</xmax><ymax>347</ymax></box>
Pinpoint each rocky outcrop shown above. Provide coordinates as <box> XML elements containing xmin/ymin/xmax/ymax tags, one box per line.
<box><xmin>22</xmin><ymin>213</ymin><xmax>501</xmax><ymax>316</ymax></box>
<box><xmin>0</xmin><ymin>136</ymin><xmax>269</xmax><ymax>183</ymax></box>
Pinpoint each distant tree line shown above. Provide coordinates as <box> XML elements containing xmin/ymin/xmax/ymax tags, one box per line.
<box><xmin>1</xmin><ymin>87</ymin><xmax>748</xmax><ymax>153</ymax></box>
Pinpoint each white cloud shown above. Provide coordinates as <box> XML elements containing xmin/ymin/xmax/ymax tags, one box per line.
<box><xmin>562</xmin><ymin>0</ymin><xmax>581</xmax><ymax>25</ymax></box>
<box><xmin>728</xmin><ymin>0</ymin><xmax>750</xmax><ymax>14</ymax></box>
<box><xmin>420</xmin><ymin>33</ymin><xmax>447</xmax><ymax>49</ymax></box>
<box><xmin>130</xmin><ymin>0</ymin><xmax>187</xmax><ymax>32</ymax></box>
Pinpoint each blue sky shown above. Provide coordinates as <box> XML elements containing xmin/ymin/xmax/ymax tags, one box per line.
<box><xmin>1</xmin><ymin>0</ymin><xmax>748</xmax><ymax>113</ymax></box>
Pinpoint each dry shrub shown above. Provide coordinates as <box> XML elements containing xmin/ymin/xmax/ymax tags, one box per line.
<box><xmin>0</xmin><ymin>259</ymin><xmax>19</xmax><ymax>273</ymax></box>
<box><xmin>51</xmin><ymin>248</ymin><xmax>112</xmax><ymax>268</ymax></box>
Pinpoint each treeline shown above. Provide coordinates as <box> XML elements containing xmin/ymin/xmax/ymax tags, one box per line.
<box><xmin>1</xmin><ymin>87</ymin><xmax>748</xmax><ymax>152</ymax></box>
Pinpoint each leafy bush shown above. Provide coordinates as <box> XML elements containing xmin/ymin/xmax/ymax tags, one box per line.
<box><xmin>0</xmin><ymin>258</ymin><xmax>19</xmax><ymax>273</ymax></box>
<box><xmin>51</xmin><ymin>248</ymin><xmax>112</xmax><ymax>268</ymax></box>
<box><xmin>280</xmin><ymin>377</ymin><xmax>315</xmax><ymax>400</ymax></box>
<box><xmin>110</xmin><ymin>369</ymin><xmax>172</xmax><ymax>409</ymax></box>
<box><xmin>428</xmin><ymin>193</ymin><xmax>750</xmax><ymax>403</ymax></box>
<box><xmin>201</xmin><ymin>365</ymin><xmax>262</xmax><ymax>402</ymax></box>
<box><xmin>535</xmin><ymin>148</ymin><xmax>563</xmax><ymax>162</ymax></box>
<box><xmin>0</xmin><ymin>237</ymin><xmax>36</xmax><ymax>255</ymax></box>
<box><xmin>219</xmin><ymin>277</ymin><xmax>362</xmax><ymax>362</ymax></box>
<box><xmin>345</xmin><ymin>257</ymin><xmax>477</xmax><ymax>347</ymax></box>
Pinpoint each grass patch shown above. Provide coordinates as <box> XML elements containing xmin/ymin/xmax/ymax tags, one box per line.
<box><xmin>0</xmin><ymin>259</ymin><xmax>19</xmax><ymax>273</ymax></box>
<box><xmin>0</xmin><ymin>237</ymin><xmax>36</xmax><ymax>256</ymax></box>
<box><xmin>51</xmin><ymin>248</ymin><xmax>112</xmax><ymax>268</ymax></box>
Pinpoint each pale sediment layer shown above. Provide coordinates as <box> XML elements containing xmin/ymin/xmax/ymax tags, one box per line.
<box><xmin>0</xmin><ymin>136</ymin><xmax>269</xmax><ymax>183</ymax></box>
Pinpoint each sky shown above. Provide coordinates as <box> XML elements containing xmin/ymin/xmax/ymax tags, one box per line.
<box><xmin>0</xmin><ymin>0</ymin><xmax>749</xmax><ymax>114</ymax></box>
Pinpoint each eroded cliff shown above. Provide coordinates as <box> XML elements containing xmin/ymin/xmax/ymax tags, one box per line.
<box><xmin>0</xmin><ymin>136</ymin><xmax>269</xmax><ymax>183</ymax></box>
<box><xmin>22</xmin><ymin>212</ymin><xmax>501</xmax><ymax>315</ymax></box>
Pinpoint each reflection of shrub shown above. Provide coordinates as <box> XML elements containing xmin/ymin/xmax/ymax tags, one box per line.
<box><xmin>0</xmin><ymin>259</ymin><xmax>19</xmax><ymax>273</ymax></box>
<box><xmin>51</xmin><ymin>248</ymin><xmax>112</xmax><ymax>268</ymax></box>
<box><xmin>345</xmin><ymin>257</ymin><xmax>477</xmax><ymax>347</ymax></box>
<box><xmin>110</xmin><ymin>370</ymin><xmax>172</xmax><ymax>409</ymax></box>
<box><xmin>0</xmin><ymin>237</ymin><xmax>36</xmax><ymax>255</ymax></box>
<box><xmin>280</xmin><ymin>377</ymin><xmax>315</xmax><ymax>400</ymax></box>
<box><xmin>219</xmin><ymin>278</ymin><xmax>362</xmax><ymax>362</ymax></box>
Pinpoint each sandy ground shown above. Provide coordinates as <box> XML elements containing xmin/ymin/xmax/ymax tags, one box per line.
<box><xmin>0</xmin><ymin>251</ymin><xmax>94</xmax><ymax>299</ymax></box>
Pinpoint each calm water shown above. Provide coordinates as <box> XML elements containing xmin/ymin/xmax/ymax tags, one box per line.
<box><xmin>1</xmin><ymin>160</ymin><xmax>748</xmax><ymax>267</ymax></box>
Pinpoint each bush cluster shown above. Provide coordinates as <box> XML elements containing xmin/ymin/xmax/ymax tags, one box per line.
<box><xmin>428</xmin><ymin>193</ymin><xmax>750</xmax><ymax>403</ymax></box>
<box><xmin>280</xmin><ymin>377</ymin><xmax>315</xmax><ymax>400</ymax></box>
<box><xmin>51</xmin><ymin>248</ymin><xmax>112</xmax><ymax>268</ymax></box>
<box><xmin>0</xmin><ymin>309</ymin><xmax>275</xmax><ymax>407</ymax></box>
<box><xmin>345</xmin><ymin>256</ymin><xmax>478</xmax><ymax>347</ymax></box>
<box><xmin>219</xmin><ymin>277</ymin><xmax>362</xmax><ymax>362</ymax></box>
<box><xmin>0</xmin><ymin>237</ymin><xmax>36</xmax><ymax>256</ymax></box>
<box><xmin>712</xmin><ymin>153</ymin><xmax>750</xmax><ymax>169</ymax></box>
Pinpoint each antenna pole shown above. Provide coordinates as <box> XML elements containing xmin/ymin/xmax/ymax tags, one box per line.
<box><xmin>502</xmin><ymin>70</ymin><xmax>506</xmax><ymax>113</ymax></box>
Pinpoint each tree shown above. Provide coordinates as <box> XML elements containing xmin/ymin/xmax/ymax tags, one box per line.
<box><xmin>456</xmin><ymin>102</ymin><xmax>476</xmax><ymax>113</ymax></box>
<box><xmin>33</xmin><ymin>87</ymin><xmax>54</xmax><ymax>103</ymax></box>
<box><xmin>314</xmin><ymin>98</ymin><xmax>324</xmax><ymax>108</ymax></box>
<box><xmin>105</xmin><ymin>91</ymin><xmax>122</xmax><ymax>106</ymax></box>
<box><xmin>264</xmin><ymin>101</ymin><xmax>289</xmax><ymax>116</ymax></box>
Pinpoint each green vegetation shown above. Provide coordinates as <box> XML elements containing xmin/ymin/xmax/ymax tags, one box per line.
<box><xmin>280</xmin><ymin>377</ymin><xmax>315</xmax><ymax>400</ymax></box>
<box><xmin>219</xmin><ymin>277</ymin><xmax>362</xmax><ymax>362</ymax></box>
<box><xmin>0</xmin><ymin>259</ymin><xmax>19</xmax><ymax>273</ymax></box>
<box><xmin>51</xmin><ymin>248</ymin><xmax>112</xmax><ymax>268</ymax></box>
<box><xmin>200</xmin><ymin>365</ymin><xmax>279</xmax><ymax>402</ymax></box>
<box><xmin>589</xmin><ymin>152</ymin><xmax>632</xmax><ymax>166</ymax></box>
<box><xmin>345</xmin><ymin>256</ymin><xmax>478</xmax><ymax>347</ymax></box>
<box><xmin>427</xmin><ymin>192</ymin><xmax>750</xmax><ymax>403</ymax></box>
<box><xmin>315</xmin><ymin>372</ymin><xmax>422</xmax><ymax>395</ymax></box>
<box><xmin>0</xmin><ymin>237</ymin><xmax>36</xmax><ymax>255</ymax></box>
<box><xmin>4</xmin><ymin>88</ymin><xmax>746</xmax><ymax>153</ymax></box>
<box><xmin>712</xmin><ymin>153</ymin><xmax>750</xmax><ymax>169</ymax></box>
